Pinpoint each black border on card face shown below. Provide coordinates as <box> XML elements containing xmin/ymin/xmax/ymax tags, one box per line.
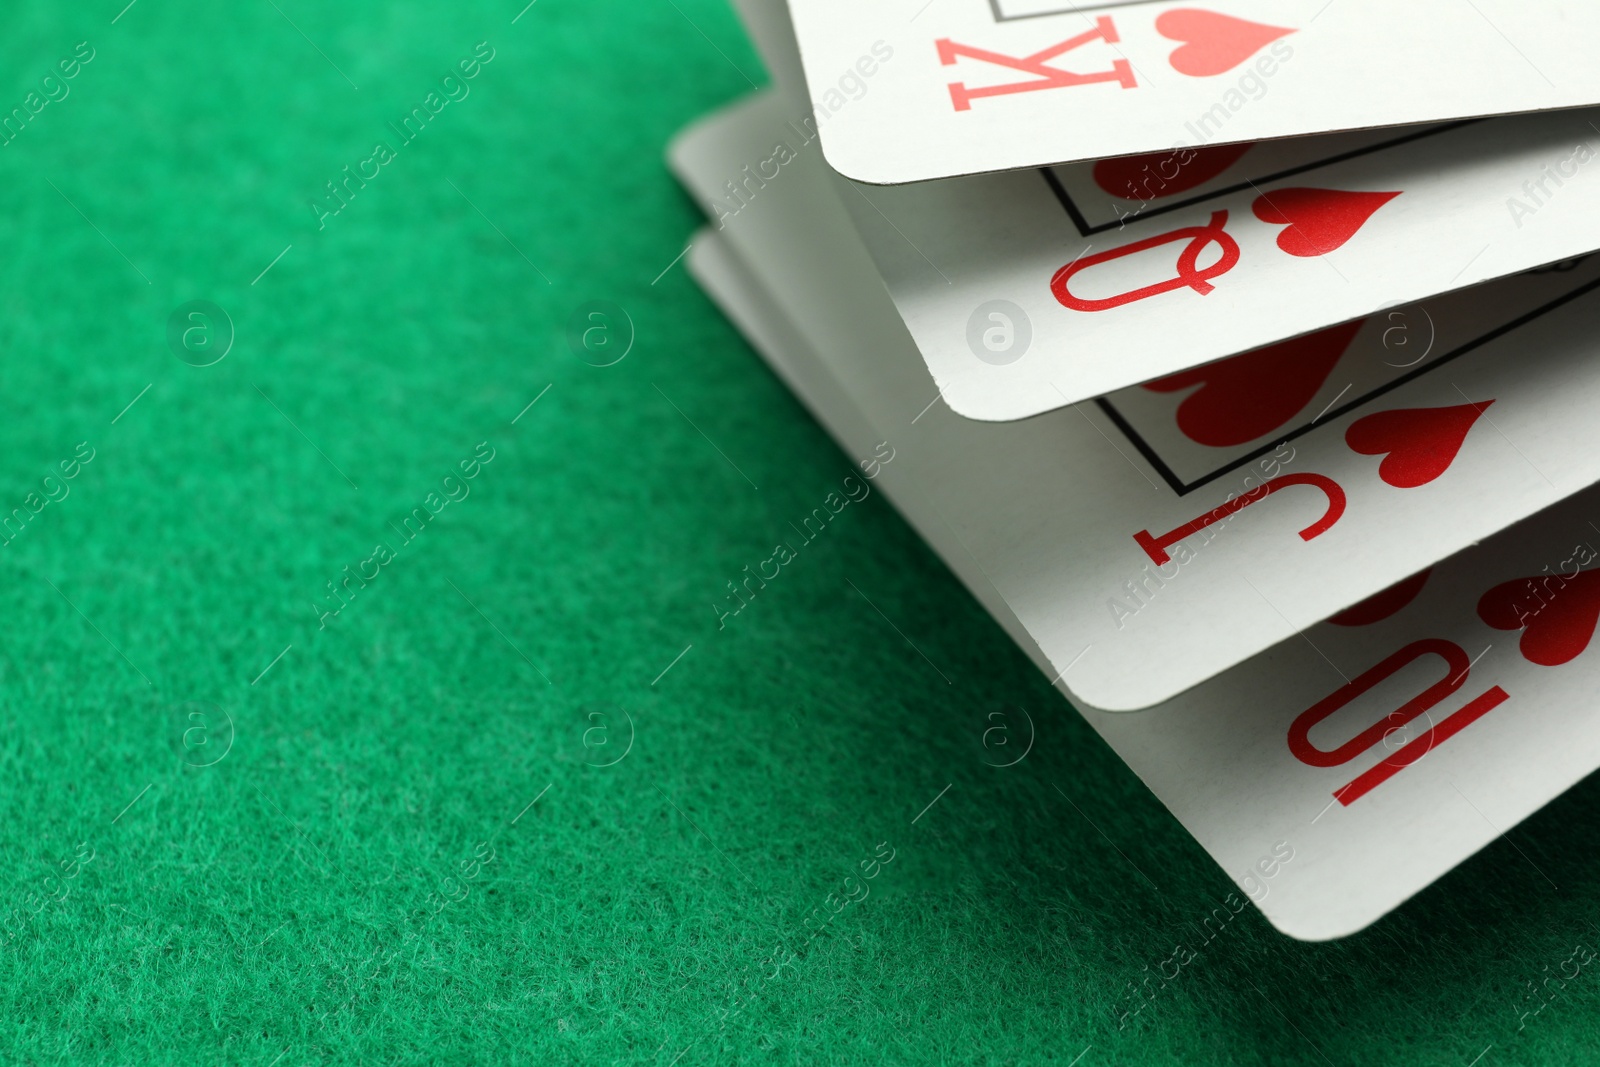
<box><xmin>1040</xmin><ymin>122</ymin><xmax>1474</xmax><ymax>238</ymax></box>
<box><xmin>1098</xmin><ymin>263</ymin><xmax>1600</xmax><ymax>497</ymax></box>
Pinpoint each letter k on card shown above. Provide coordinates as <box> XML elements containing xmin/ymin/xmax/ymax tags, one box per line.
<box><xmin>753</xmin><ymin>0</ymin><xmax>1600</xmax><ymax>420</ymax></box>
<box><xmin>781</xmin><ymin>0</ymin><xmax>1600</xmax><ymax>183</ymax></box>
<box><xmin>938</xmin><ymin>17</ymin><xmax>1136</xmax><ymax>112</ymax></box>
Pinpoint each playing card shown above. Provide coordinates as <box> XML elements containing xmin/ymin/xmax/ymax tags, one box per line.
<box><xmin>776</xmin><ymin>0</ymin><xmax>1600</xmax><ymax>184</ymax></box>
<box><xmin>690</xmin><ymin>222</ymin><xmax>1600</xmax><ymax>941</ymax></box>
<box><xmin>671</xmin><ymin>90</ymin><xmax>1600</xmax><ymax>712</ymax></box>
<box><xmin>731</xmin><ymin>0</ymin><xmax>1600</xmax><ymax>420</ymax></box>
<box><xmin>842</xmin><ymin>113</ymin><xmax>1600</xmax><ymax>419</ymax></box>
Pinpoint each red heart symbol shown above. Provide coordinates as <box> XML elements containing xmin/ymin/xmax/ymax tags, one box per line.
<box><xmin>1344</xmin><ymin>401</ymin><xmax>1492</xmax><ymax>489</ymax></box>
<box><xmin>1252</xmin><ymin>188</ymin><xmax>1401</xmax><ymax>257</ymax></box>
<box><xmin>1479</xmin><ymin>569</ymin><xmax>1600</xmax><ymax>667</ymax></box>
<box><xmin>1142</xmin><ymin>319</ymin><xmax>1362</xmax><ymax>448</ymax></box>
<box><xmin>1092</xmin><ymin>143</ymin><xmax>1252</xmax><ymax>202</ymax></box>
<box><xmin>1328</xmin><ymin>568</ymin><xmax>1431</xmax><ymax>627</ymax></box>
<box><xmin>1157</xmin><ymin>9</ymin><xmax>1294</xmax><ymax>77</ymax></box>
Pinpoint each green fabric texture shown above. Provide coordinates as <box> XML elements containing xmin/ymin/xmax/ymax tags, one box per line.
<box><xmin>0</xmin><ymin>1</ymin><xmax>1595</xmax><ymax>1063</ymax></box>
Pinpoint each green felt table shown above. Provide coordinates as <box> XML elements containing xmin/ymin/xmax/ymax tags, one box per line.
<box><xmin>0</xmin><ymin>1</ymin><xmax>1596</xmax><ymax>1063</ymax></box>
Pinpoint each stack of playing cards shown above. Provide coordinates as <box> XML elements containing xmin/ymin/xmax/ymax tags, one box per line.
<box><xmin>668</xmin><ymin>0</ymin><xmax>1600</xmax><ymax>940</ymax></box>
